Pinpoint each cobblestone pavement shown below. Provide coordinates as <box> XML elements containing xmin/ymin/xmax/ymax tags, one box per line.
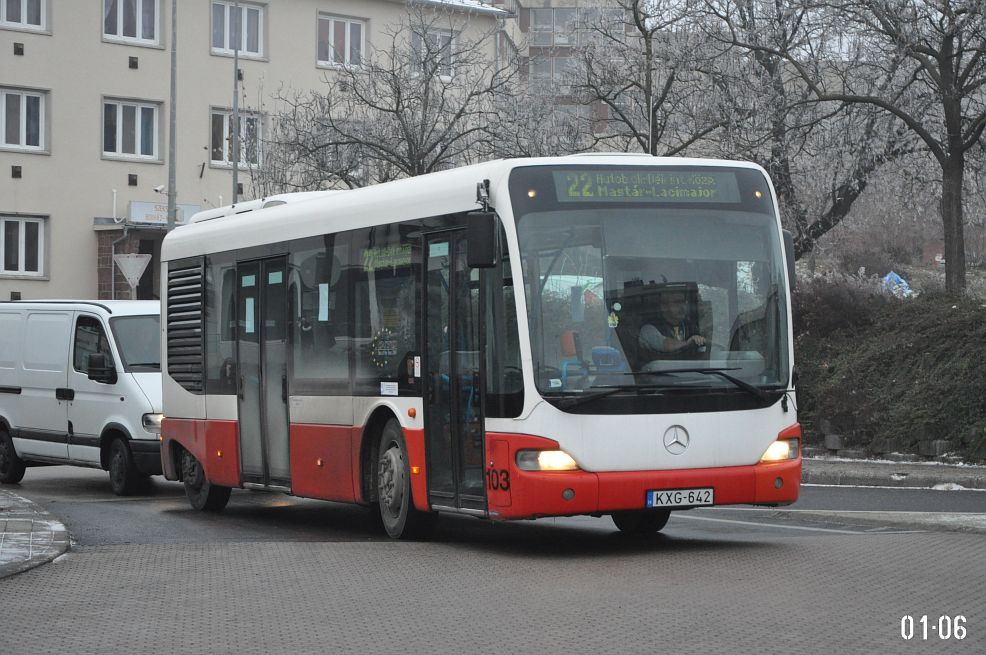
<box><xmin>2</xmin><ymin>460</ymin><xmax>985</xmax><ymax>655</ymax></box>
<box><xmin>1</xmin><ymin>528</ymin><xmax>983</xmax><ymax>655</ymax></box>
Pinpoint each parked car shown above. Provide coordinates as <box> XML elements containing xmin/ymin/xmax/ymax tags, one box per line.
<box><xmin>0</xmin><ymin>300</ymin><xmax>162</xmax><ymax>494</ymax></box>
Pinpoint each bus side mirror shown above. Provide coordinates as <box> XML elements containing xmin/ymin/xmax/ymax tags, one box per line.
<box><xmin>87</xmin><ymin>352</ymin><xmax>117</xmax><ymax>384</ymax></box>
<box><xmin>467</xmin><ymin>212</ymin><xmax>497</xmax><ymax>269</ymax></box>
<box><xmin>782</xmin><ymin>230</ymin><xmax>796</xmax><ymax>292</ymax></box>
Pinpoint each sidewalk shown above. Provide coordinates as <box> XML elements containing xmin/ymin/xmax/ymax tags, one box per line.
<box><xmin>0</xmin><ymin>489</ymin><xmax>70</xmax><ymax>579</ymax></box>
<box><xmin>802</xmin><ymin>456</ymin><xmax>986</xmax><ymax>490</ymax></box>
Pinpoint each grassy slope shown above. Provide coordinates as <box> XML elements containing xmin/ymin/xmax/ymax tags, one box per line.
<box><xmin>794</xmin><ymin>281</ymin><xmax>986</xmax><ymax>462</ymax></box>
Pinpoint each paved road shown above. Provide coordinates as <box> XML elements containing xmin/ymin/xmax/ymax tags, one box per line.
<box><xmin>1</xmin><ymin>467</ymin><xmax>984</xmax><ymax>654</ymax></box>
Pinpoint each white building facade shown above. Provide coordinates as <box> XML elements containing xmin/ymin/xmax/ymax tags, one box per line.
<box><xmin>0</xmin><ymin>0</ymin><xmax>510</xmax><ymax>300</ymax></box>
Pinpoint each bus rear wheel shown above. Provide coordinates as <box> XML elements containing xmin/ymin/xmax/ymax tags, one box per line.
<box><xmin>611</xmin><ymin>509</ymin><xmax>671</xmax><ymax>534</ymax></box>
<box><xmin>0</xmin><ymin>426</ymin><xmax>26</xmax><ymax>484</ymax></box>
<box><xmin>377</xmin><ymin>419</ymin><xmax>434</xmax><ymax>539</ymax></box>
<box><xmin>181</xmin><ymin>449</ymin><xmax>231</xmax><ymax>512</ymax></box>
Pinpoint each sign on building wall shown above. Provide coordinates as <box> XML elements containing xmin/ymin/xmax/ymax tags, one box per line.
<box><xmin>128</xmin><ymin>201</ymin><xmax>202</xmax><ymax>225</ymax></box>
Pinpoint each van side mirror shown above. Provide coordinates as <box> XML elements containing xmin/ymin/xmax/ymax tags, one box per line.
<box><xmin>467</xmin><ymin>212</ymin><xmax>497</xmax><ymax>269</ymax></box>
<box><xmin>87</xmin><ymin>352</ymin><xmax>117</xmax><ymax>385</ymax></box>
<box><xmin>782</xmin><ymin>229</ymin><xmax>796</xmax><ymax>292</ymax></box>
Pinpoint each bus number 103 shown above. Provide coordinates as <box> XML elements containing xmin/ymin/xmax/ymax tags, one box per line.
<box><xmin>900</xmin><ymin>615</ymin><xmax>966</xmax><ymax>640</ymax></box>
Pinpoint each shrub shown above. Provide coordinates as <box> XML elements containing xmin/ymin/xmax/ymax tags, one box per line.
<box><xmin>794</xmin><ymin>279</ymin><xmax>986</xmax><ymax>462</ymax></box>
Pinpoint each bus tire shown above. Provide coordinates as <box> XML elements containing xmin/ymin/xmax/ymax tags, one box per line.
<box><xmin>611</xmin><ymin>509</ymin><xmax>671</xmax><ymax>534</ymax></box>
<box><xmin>376</xmin><ymin>419</ymin><xmax>434</xmax><ymax>539</ymax></box>
<box><xmin>0</xmin><ymin>425</ymin><xmax>26</xmax><ymax>484</ymax></box>
<box><xmin>108</xmin><ymin>438</ymin><xmax>142</xmax><ymax>496</ymax></box>
<box><xmin>181</xmin><ymin>449</ymin><xmax>231</xmax><ymax>512</ymax></box>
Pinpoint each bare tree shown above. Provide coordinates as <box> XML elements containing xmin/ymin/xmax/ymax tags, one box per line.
<box><xmin>702</xmin><ymin>0</ymin><xmax>915</xmax><ymax>259</ymax></box>
<box><xmin>571</xmin><ymin>0</ymin><xmax>732</xmax><ymax>155</ymax></box>
<box><xmin>254</xmin><ymin>5</ymin><xmax>516</xmax><ymax>194</ymax></box>
<box><xmin>707</xmin><ymin>0</ymin><xmax>986</xmax><ymax>294</ymax></box>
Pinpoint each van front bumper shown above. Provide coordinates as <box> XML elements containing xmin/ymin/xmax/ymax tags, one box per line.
<box><xmin>130</xmin><ymin>438</ymin><xmax>163</xmax><ymax>476</ymax></box>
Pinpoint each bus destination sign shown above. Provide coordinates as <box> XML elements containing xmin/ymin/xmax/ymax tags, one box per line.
<box><xmin>552</xmin><ymin>170</ymin><xmax>742</xmax><ymax>204</ymax></box>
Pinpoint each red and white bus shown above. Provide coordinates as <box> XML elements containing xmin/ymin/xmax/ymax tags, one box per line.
<box><xmin>160</xmin><ymin>155</ymin><xmax>800</xmax><ymax>538</ymax></box>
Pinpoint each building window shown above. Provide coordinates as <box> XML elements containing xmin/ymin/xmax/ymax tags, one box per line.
<box><xmin>103</xmin><ymin>99</ymin><xmax>159</xmax><ymax>159</ymax></box>
<box><xmin>579</xmin><ymin>8</ymin><xmax>624</xmax><ymax>44</ymax></box>
<box><xmin>317</xmin><ymin>15</ymin><xmax>364</xmax><ymax>67</ymax></box>
<box><xmin>212</xmin><ymin>1</ymin><xmax>264</xmax><ymax>57</ymax></box>
<box><xmin>1</xmin><ymin>88</ymin><xmax>44</xmax><ymax>150</ymax></box>
<box><xmin>412</xmin><ymin>29</ymin><xmax>453</xmax><ymax>78</ymax></box>
<box><xmin>0</xmin><ymin>0</ymin><xmax>43</xmax><ymax>30</ymax></box>
<box><xmin>528</xmin><ymin>57</ymin><xmax>577</xmax><ymax>94</ymax></box>
<box><xmin>211</xmin><ymin>110</ymin><xmax>261</xmax><ymax>167</ymax></box>
<box><xmin>0</xmin><ymin>216</ymin><xmax>45</xmax><ymax>277</ymax></box>
<box><xmin>103</xmin><ymin>0</ymin><xmax>158</xmax><ymax>44</ymax></box>
<box><xmin>530</xmin><ymin>7</ymin><xmax>578</xmax><ymax>47</ymax></box>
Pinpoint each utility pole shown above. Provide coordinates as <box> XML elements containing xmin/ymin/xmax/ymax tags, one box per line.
<box><xmin>232</xmin><ymin>0</ymin><xmax>240</xmax><ymax>204</ymax></box>
<box><xmin>166</xmin><ymin>0</ymin><xmax>178</xmax><ymax>230</ymax></box>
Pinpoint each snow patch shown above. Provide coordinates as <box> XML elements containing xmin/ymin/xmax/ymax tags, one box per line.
<box><xmin>932</xmin><ymin>482</ymin><xmax>967</xmax><ymax>491</ymax></box>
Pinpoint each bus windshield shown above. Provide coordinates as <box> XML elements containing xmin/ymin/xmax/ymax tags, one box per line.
<box><xmin>509</xmin><ymin>165</ymin><xmax>790</xmax><ymax>410</ymax></box>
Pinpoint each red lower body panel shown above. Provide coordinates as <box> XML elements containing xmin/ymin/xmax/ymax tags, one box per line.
<box><xmin>162</xmin><ymin>420</ymin><xmax>800</xmax><ymax>522</ymax></box>
<box><xmin>484</xmin><ymin>431</ymin><xmax>801</xmax><ymax>520</ymax></box>
<box><xmin>290</xmin><ymin>424</ymin><xmax>356</xmax><ymax>502</ymax></box>
<box><xmin>161</xmin><ymin>418</ymin><xmax>241</xmax><ymax>488</ymax></box>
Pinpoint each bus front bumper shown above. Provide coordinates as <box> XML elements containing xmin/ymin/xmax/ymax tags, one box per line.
<box><xmin>485</xmin><ymin>434</ymin><xmax>801</xmax><ymax>521</ymax></box>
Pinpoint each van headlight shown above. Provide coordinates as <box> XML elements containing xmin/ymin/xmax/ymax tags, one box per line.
<box><xmin>142</xmin><ymin>413</ymin><xmax>163</xmax><ymax>434</ymax></box>
<box><xmin>516</xmin><ymin>449</ymin><xmax>580</xmax><ymax>471</ymax></box>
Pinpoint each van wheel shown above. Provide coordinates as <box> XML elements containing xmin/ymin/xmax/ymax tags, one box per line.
<box><xmin>108</xmin><ymin>438</ymin><xmax>141</xmax><ymax>496</ymax></box>
<box><xmin>181</xmin><ymin>450</ymin><xmax>231</xmax><ymax>512</ymax></box>
<box><xmin>377</xmin><ymin>419</ymin><xmax>435</xmax><ymax>539</ymax></box>
<box><xmin>611</xmin><ymin>509</ymin><xmax>672</xmax><ymax>534</ymax></box>
<box><xmin>0</xmin><ymin>426</ymin><xmax>26</xmax><ymax>484</ymax></box>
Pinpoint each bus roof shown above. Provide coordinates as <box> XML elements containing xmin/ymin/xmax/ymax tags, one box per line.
<box><xmin>161</xmin><ymin>155</ymin><xmax>767</xmax><ymax>261</ymax></box>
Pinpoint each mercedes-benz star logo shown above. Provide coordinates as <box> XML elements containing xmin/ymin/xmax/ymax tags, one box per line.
<box><xmin>663</xmin><ymin>425</ymin><xmax>690</xmax><ymax>455</ymax></box>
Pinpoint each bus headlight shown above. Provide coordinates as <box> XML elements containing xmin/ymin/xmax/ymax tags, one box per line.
<box><xmin>516</xmin><ymin>449</ymin><xmax>580</xmax><ymax>471</ymax></box>
<box><xmin>760</xmin><ymin>438</ymin><xmax>799</xmax><ymax>462</ymax></box>
<box><xmin>142</xmin><ymin>413</ymin><xmax>164</xmax><ymax>434</ymax></box>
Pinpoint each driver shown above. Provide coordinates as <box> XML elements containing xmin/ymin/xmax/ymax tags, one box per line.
<box><xmin>639</xmin><ymin>291</ymin><xmax>706</xmax><ymax>356</ymax></box>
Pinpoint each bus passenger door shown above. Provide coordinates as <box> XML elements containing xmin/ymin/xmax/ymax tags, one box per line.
<box><xmin>424</xmin><ymin>232</ymin><xmax>486</xmax><ymax>513</ymax></box>
<box><xmin>236</xmin><ymin>258</ymin><xmax>291</xmax><ymax>489</ymax></box>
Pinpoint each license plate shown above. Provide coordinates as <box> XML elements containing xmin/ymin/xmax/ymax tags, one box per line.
<box><xmin>646</xmin><ymin>487</ymin><xmax>714</xmax><ymax>508</ymax></box>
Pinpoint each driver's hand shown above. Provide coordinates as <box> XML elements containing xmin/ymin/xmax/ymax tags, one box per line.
<box><xmin>689</xmin><ymin>335</ymin><xmax>706</xmax><ymax>347</ymax></box>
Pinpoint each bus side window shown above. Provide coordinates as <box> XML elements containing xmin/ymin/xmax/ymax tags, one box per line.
<box><xmin>484</xmin><ymin>228</ymin><xmax>523</xmax><ymax>418</ymax></box>
<box><xmin>204</xmin><ymin>259</ymin><xmax>237</xmax><ymax>395</ymax></box>
<box><xmin>288</xmin><ymin>236</ymin><xmax>350</xmax><ymax>395</ymax></box>
<box><xmin>351</xmin><ymin>224</ymin><xmax>420</xmax><ymax>395</ymax></box>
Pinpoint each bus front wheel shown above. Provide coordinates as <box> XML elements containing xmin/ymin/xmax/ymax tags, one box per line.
<box><xmin>611</xmin><ymin>509</ymin><xmax>671</xmax><ymax>534</ymax></box>
<box><xmin>181</xmin><ymin>449</ymin><xmax>231</xmax><ymax>512</ymax></box>
<box><xmin>376</xmin><ymin>419</ymin><xmax>434</xmax><ymax>539</ymax></box>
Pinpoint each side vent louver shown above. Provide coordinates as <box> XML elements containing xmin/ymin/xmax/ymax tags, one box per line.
<box><xmin>167</xmin><ymin>261</ymin><xmax>204</xmax><ymax>393</ymax></box>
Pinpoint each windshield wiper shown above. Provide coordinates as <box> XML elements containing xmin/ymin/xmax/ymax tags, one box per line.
<box><xmin>630</xmin><ymin>367</ymin><xmax>773</xmax><ymax>402</ymax></box>
<box><xmin>555</xmin><ymin>383</ymin><xmax>669</xmax><ymax>409</ymax></box>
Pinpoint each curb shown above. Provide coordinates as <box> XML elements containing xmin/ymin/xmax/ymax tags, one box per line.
<box><xmin>803</xmin><ymin>458</ymin><xmax>986</xmax><ymax>490</ymax></box>
<box><xmin>0</xmin><ymin>489</ymin><xmax>70</xmax><ymax>579</ymax></box>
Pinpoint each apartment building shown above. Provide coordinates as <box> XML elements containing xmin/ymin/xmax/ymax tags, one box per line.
<box><xmin>0</xmin><ymin>0</ymin><xmax>509</xmax><ymax>300</ymax></box>
<box><xmin>510</xmin><ymin>0</ymin><xmax>622</xmax><ymax>96</ymax></box>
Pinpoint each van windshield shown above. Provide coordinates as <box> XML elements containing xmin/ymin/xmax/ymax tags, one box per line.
<box><xmin>110</xmin><ymin>315</ymin><xmax>161</xmax><ymax>371</ymax></box>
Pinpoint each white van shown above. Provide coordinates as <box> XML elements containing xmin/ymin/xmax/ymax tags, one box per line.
<box><xmin>0</xmin><ymin>301</ymin><xmax>163</xmax><ymax>495</ymax></box>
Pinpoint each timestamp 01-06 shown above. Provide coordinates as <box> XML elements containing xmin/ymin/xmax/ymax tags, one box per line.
<box><xmin>900</xmin><ymin>615</ymin><xmax>967</xmax><ymax>640</ymax></box>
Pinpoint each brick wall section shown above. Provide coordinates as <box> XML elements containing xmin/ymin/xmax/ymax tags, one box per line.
<box><xmin>96</xmin><ymin>230</ymin><xmax>144</xmax><ymax>300</ymax></box>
